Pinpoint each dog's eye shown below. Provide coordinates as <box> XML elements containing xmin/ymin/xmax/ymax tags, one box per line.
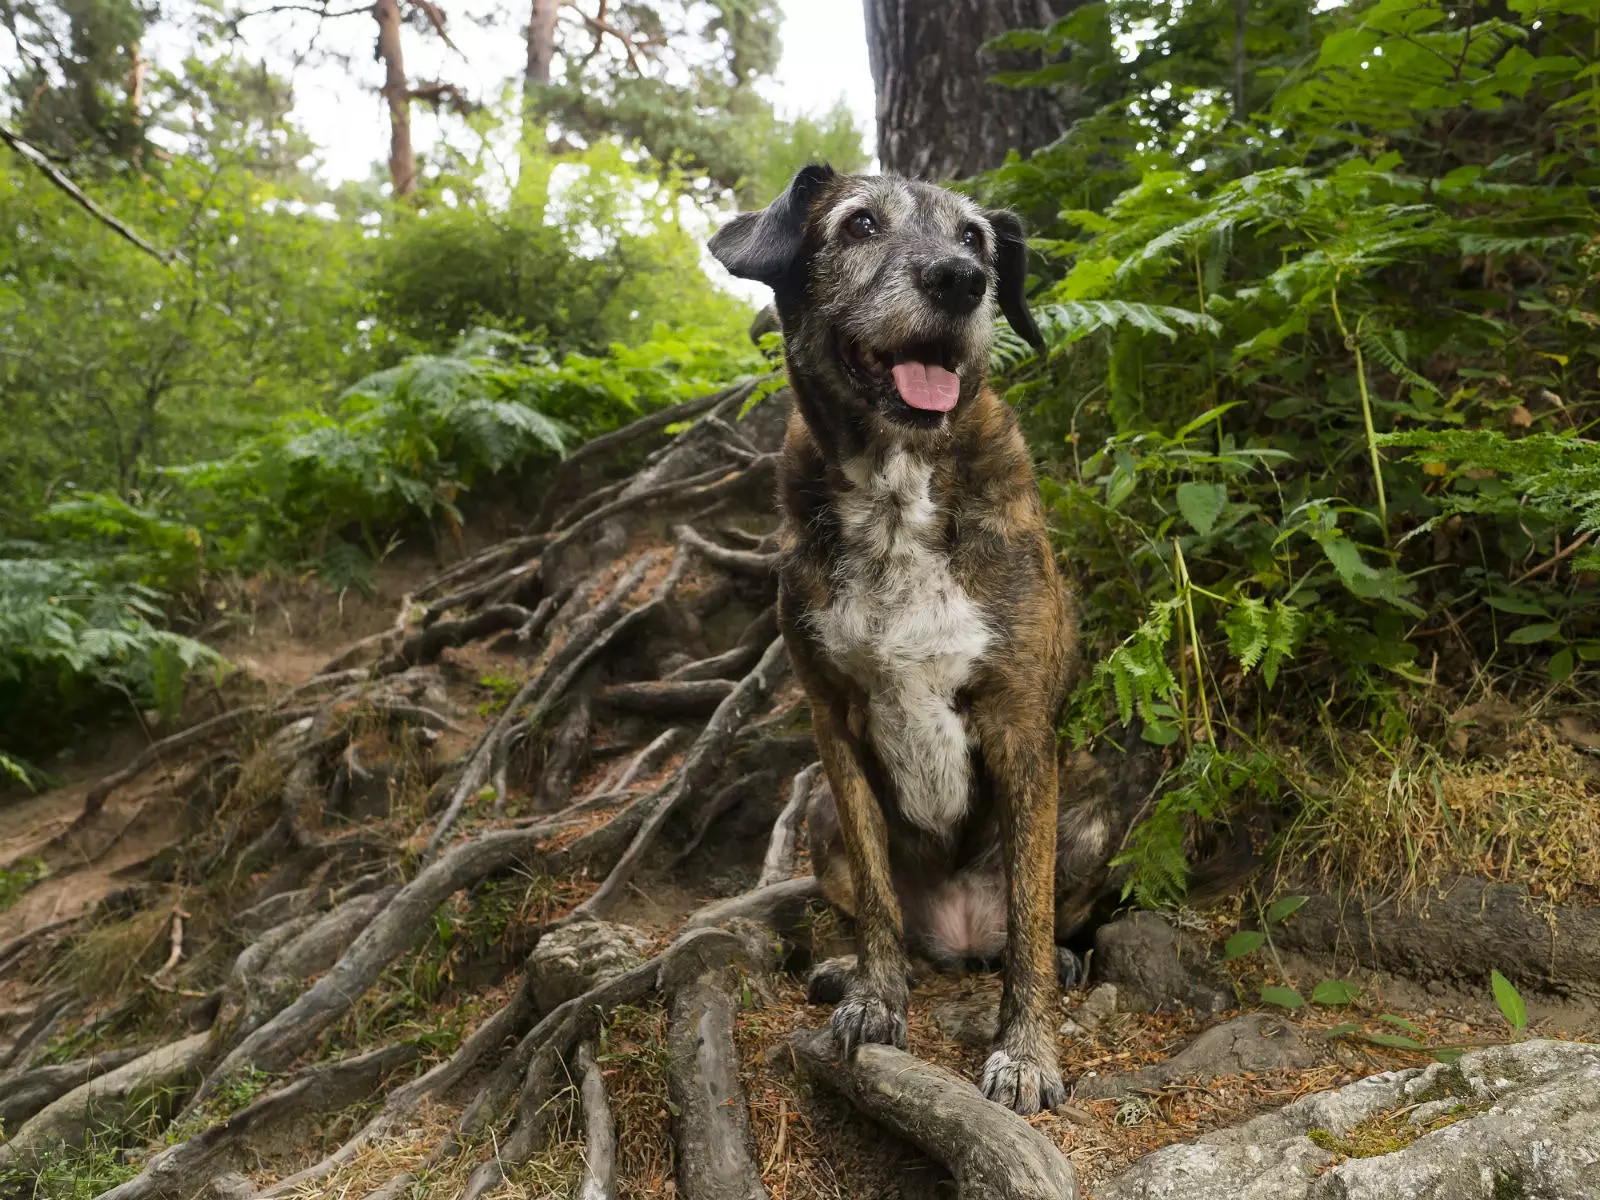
<box><xmin>961</xmin><ymin>224</ymin><xmax>983</xmax><ymax>250</ymax></box>
<box><xmin>844</xmin><ymin>212</ymin><xmax>878</xmax><ymax>240</ymax></box>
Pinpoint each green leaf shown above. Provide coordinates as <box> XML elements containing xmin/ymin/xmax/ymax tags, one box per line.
<box><xmin>1486</xmin><ymin>595</ymin><xmax>1549</xmax><ymax>616</ymax></box>
<box><xmin>1431</xmin><ymin>1048</ymin><xmax>1466</xmax><ymax>1063</ymax></box>
<box><xmin>1265</xmin><ymin>895</ymin><xmax>1309</xmax><ymax>924</ymax></box>
<box><xmin>1224</xmin><ymin>930</ymin><xmax>1266</xmax><ymax>960</ymax></box>
<box><xmin>1260</xmin><ymin>985</ymin><xmax>1306</xmax><ymax>1009</ymax></box>
<box><xmin>1492</xmin><ymin>970</ymin><xmax>1528</xmax><ymax>1030</ymax></box>
<box><xmin>1507</xmin><ymin>623</ymin><xmax>1561</xmax><ymax>644</ymax></box>
<box><xmin>1324</xmin><ymin>1022</ymin><xmax>1363</xmax><ymax>1038</ymax></box>
<box><xmin>1311</xmin><ymin>980</ymin><xmax>1361</xmax><ymax>1006</ymax></box>
<box><xmin>1141</xmin><ymin>721</ymin><xmax>1181</xmax><ymax>746</ymax></box>
<box><xmin>1548</xmin><ymin>647</ymin><xmax>1575</xmax><ymax>683</ymax></box>
<box><xmin>1176</xmin><ymin>482</ymin><xmax>1227</xmax><ymax>536</ymax></box>
<box><xmin>1366</xmin><ymin>1032</ymin><xmax>1426</xmax><ymax>1050</ymax></box>
<box><xmin>1379</xmin><ymin>1014</ymin><xmax>1424</xmax><ymax>1033</ymax></box>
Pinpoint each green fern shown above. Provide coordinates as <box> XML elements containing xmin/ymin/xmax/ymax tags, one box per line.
<box><xmin>1223</xmin><ymin>598</ymin><xmax>1305</xmax><ymax>688</ymax></box>
<box><xmin>1035</xmin><ymin>301</ymin><xmax>1221</xmax><ymax>347</ymax></box>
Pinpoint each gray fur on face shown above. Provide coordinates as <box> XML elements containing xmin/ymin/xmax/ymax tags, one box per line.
<box><xmin>804</xmin><ymin>177</ymin><xmax>997</xmax><ymax>384</ymax></box>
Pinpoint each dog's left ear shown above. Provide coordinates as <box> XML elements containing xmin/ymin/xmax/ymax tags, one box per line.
<box><xmin>985</xmin><ymin>209</ymin><xmax>1045</xmax><ymax>355</ymax></box>
<box><xmin>709</xmin><ymin>163</ymin><xmax>836</xmax><ymax>287</ymax></box>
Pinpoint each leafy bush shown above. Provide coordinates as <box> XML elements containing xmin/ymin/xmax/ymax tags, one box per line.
<box><xmin>0</xmin><ymin>556</ymin><xmax>221</xmax><ymax>761</ymax></box>
<box><xmin>983</xmin><ymin>0</ymin><xmax>1600</xmax><ymax>902</ymax></box>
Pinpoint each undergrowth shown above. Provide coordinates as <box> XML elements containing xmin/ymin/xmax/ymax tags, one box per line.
<box><xmin>0</xmin><ymin>324</ymin><xmax>764</xmax><ymax>773</ymax></box>
<box><xmin>981</xmin><ymin>0</ymin><xmax>1600</xmax><ymax>903</ymax></box>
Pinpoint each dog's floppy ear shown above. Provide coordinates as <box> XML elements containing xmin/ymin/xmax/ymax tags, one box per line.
<box><xmin>709</xmin><ymin>163</ymin><xmax>836</xmax><ymax>287</ymax></box>
<box><xmin>986</xmin><ymin>209</ymin><xmax>1045</xmax><ymax>355</ymax></box>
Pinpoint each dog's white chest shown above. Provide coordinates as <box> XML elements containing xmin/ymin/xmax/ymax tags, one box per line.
<box><xmin>810</xmin><ymin>451</ymin><xmax>991</xmax><ymax>835</ymax></box>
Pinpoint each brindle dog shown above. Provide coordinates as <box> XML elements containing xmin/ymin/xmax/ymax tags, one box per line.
<box><xmin>710</xmin><ymin>165</ymin><xmax>1099</xmax><ymax>1115</ymax></box>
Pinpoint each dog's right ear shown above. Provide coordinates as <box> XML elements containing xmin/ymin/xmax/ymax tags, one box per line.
<box><xmin>709</xmin><ymin>163</ymin><xmax>836</xmax><ymax>287</ymax></box>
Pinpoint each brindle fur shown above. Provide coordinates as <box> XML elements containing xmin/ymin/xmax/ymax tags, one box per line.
<box><xmin>710</xmin><ymin>165</ymin><xmax>1119</xmax><ymax>1115</ymax></box>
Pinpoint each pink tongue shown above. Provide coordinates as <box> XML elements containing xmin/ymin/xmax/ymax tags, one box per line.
<box><xmin>891</xmin><ymin>361</ymin><xmax>960</xmax><ymax>412</ymax></box>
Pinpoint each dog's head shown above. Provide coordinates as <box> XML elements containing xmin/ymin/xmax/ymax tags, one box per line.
<box><xmin>709</xmin><ymin>165</ymin><xmax>1043</xmax><ymax>439</ymax></box>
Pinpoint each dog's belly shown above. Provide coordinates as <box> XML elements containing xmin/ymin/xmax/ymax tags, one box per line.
<box><xmin>810</xmin><ymin>450</ymin><xmax>992</xmax><ymax>836</ymax></box>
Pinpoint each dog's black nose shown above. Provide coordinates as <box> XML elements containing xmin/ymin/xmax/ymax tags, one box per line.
<box><xmin>919</xmin><ymin>257</ymin><xmax>986</xmax><ymax>315</ymax></box>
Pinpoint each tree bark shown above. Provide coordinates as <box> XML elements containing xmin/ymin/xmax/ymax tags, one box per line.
<box><xmin>525</xmin><ymin>0</ymin><xmax>559</xmax><ymax>90</ymax></box>
<box><xmin>863</xmin><ymin>0</ymin><xmax>1070</xmax><ymax>182</ymax></box>
<box><xmin>374</xmin><ymin>0</ymin><xmax>415</xmax><ymax>196</ymax></box>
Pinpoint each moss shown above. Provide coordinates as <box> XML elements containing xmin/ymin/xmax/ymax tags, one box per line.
<box><xmin>1412</xmin><ymin>1064</ymin><xmax>1473</xmax><ymax>1105</ymax></box>
<box><xmin>1492</xmin><ymin>1170</ymin><xmax>1527</xmax><ymax>1200</ymax></box>
<box><xmin>1307</xmin><ymin>1102</ymin><xmax>1481</xmax><ymax>1159</ymax></box>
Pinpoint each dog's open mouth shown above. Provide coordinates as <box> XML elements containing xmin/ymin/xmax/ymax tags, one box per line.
<box><xmin>837</xmin><ymin>333</ymin><xmax>963</xmax><ymax>415</ymax></box>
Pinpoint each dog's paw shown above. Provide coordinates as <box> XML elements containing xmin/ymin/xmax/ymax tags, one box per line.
<box><xmin>805</xmin><ymin>956</ymin><xmax>856</xmax><ymax>1005</ymax></box>
<box><xmin>830</xmin><ymin>989</ymin><xmax>908</xmax><ymax>1055</ymax></box>
<box><xmin>981</xmin><ymin>1048</ymin><xmax>1065</xmax><ymax>1116</ymax></box>
<box><xmin>1055</xmin><ymin>945</ymin><xmax>1085</xmax><ymax>990</ymax></box>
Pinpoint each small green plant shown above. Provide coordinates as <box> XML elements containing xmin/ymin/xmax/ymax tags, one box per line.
<box><xmin>0</xmin><ymin>855</ymin><xmax>48</xmax><ymax>913</ymax></box>
<box><xmin>1491</xmin><ymin>970</ymin><xmax>1528</xmax><ymax>1032</ymax></box>
<box><xmin>476</xmin><ymin>669</ymin><xmax>523</xmax><ymax>717</ymax></box>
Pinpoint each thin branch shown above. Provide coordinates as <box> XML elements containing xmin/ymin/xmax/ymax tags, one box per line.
<box><xmin>0</xmin><ymin>123</ymin><xmax>181</xmax><ymax>265</ymax></box>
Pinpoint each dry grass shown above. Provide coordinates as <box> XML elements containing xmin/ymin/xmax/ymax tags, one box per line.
<box><xmin>51</xmin><ymin>905</ymin><xmax>173</xmax><ymax>1001</ymax></box>
<box><xmin>1283</xmin><ymin>722</ymin><xmax>1600</xmax><ymax>902</ymax></box>
<box><xmin>594</xmin><ymin>1002</ymin><xmax>676</xmax><ymax>1196</ymax></box>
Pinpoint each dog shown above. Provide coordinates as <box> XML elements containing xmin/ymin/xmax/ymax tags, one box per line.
<box><xmin>709</xmin><ymin>164</ymin><xmax>1129</xmax><ymax>1115</ymax></box>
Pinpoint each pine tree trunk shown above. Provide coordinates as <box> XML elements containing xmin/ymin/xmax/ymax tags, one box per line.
<box><xmin>521</xmin><ymin>0</ymin><xmax>559</xmax><ymax>160</ymax></box>
<box><xmin>375</xmin><ymin>0</ymin><xmax>415</xmax><ymax>197</ymax></box>
<box><xmin>863</xmin><ymin>0</ymin><xmax>1070</xmax><ymax>182</ymax></box>
<box><xmin>525</xmin><ymin>0</ymin><xmax>559</xmax><ymax>91</ymax></box>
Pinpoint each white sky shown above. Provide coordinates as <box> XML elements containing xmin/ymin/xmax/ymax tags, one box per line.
<box><xmin>262</xmin><ymin>0</ymin><xmax>878</xmax><ymax>186</ymax></box>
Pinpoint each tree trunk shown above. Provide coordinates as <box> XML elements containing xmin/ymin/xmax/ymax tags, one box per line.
<box><xmin>864</xmin><ymin>0</ymin><xmax>1070</xmax><ymax>182</ymax></box>
<box><xmin>525</xmin><ymin>0</ymin><xmax>559</xmax><ymax>91</ymax></box>
<box><xmin>520</xmin><ymin>0</ymin><xmax>559</xmax><ymax>166</ymax></box>
<box><xmin>374</xmin><ymin>0</ymin><xmax>415</xmax><ymax>196</ymax></box>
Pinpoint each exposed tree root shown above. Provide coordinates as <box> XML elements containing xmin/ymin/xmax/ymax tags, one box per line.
<box><xmin>575</xmin><ymin>1041</ymin><xmax>618</xmax><ymax>1200</ymax></box>
<box><xmin>666</xmin><ymin>957</ymin><xmax>767</xmax><ymax>1200</ymax></box>
<box><xmin>189</xmin><ymin>827</ymin><xmax>549</xmax><ymax>1110</ymax></box>
<box><xmin>759</xmin><ymin>762</ymin><xmax>819</xmax><ymax>889</ymax></box>
<box><xmin>97</xmin><ymin>1042</ymin><xmax>424</xmax><ymax>1200</ymax></box>
<box><xmin>791</xmin><ymin>1029</ymin><xmax>1080</xmax><ymax>1200</ymax></box>
<box><xmin>571</xmin><ymin>636</ymin><xmax>788</xmax><ymax>920</ymax></box>
<box><xmin>80</xmin><ymin>706</ymin><xmax>268</xmax><ymax>819</ymax></box>
<box><xmin>375</xmin><ymin>603</ymin><xmax>534</xmax><ymax>674</ymax></box>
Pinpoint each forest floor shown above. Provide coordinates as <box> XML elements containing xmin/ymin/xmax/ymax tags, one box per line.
<box><xmin>3</xmin><ymin>381</ymin><xmax>1598</xmax><ymax>1200</ymax></box>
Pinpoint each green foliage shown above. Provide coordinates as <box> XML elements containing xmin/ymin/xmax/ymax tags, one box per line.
<box><xmin>0</xmin><ymin>855</ymin><xmax>48</xmax><ymax>912</ymax></box>
<box><xmin>1260</xmin><ymin>984</ymin><xmax>1305</xmax><ymax>1009</ymax></box>
<box><xmin>0</xmin><ymin>556</ymin><xmax>222</xmax><ymax>753</ymax></box>
<box><xmin>990</xmin><ymin>0</ymin><xmax>1600</xmax><ymax>904</ymax></box>
<box><xmin>1491</xmin><ymin>970</ymin><xmax>1528</xmax><ymax>1031</ymax></box>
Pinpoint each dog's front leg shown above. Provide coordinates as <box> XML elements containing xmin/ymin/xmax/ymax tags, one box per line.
<box><xmin>976</xmin><ymin>698</ymin><xmax>1065</xmax><ymax>1115</ymax></box>
<box><xmin>811</xmin><ymin>705</ymin><xmax>911</xmax><ymax>1053</ymax></box>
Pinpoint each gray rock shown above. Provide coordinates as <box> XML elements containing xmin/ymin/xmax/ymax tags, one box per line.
<box><xmin>1077</xmin><ymin>1012</ymin><xmax>1317</xmax><ymax>1099</ymax></box>
<box><xmin>529</xmin><ymin>918</ymin><xmax>651</xmax><ymax>1011</ymax></box>
<box><xmin>1093</xmin><ymin>912</ymin><xmax>1232</xmax><ymax>1015</ymax></box>
<box><xmin>932</xmin><ymin>997</ymin><xmax>999</xmax><ymax>1048</ymax></box>
<box><xmin>1099</xmin><ymin>1039</ymin><xmax>1600</xmax><ymax>1200</ymax></box>
<box><xmin>1061</xmin><ymin>984</ymin><xmax>1118</xmax><ymax>1039</ymax></box>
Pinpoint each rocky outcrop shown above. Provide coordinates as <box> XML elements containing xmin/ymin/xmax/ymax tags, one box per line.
<box><xmin>528</xmin><ymin>918</ymin><xmax>651</xmax><ymax>1012</ymax></box>
<box><xmin>1092</xmin><ymin>912</ymin><xmax>1232</xmax><ymax>1015</ymax></box>
<box><xmin>1098</xmin><ymin>1039</ymin><xmax>1600</xmax><ymax>1200</ymax></box>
